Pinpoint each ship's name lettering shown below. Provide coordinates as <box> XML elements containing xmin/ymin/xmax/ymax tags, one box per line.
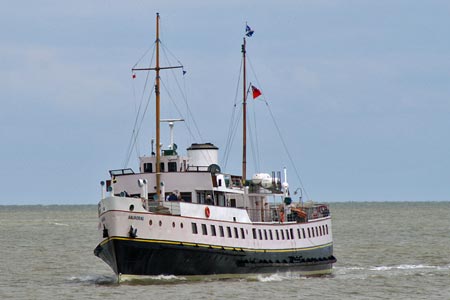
<box><xmin>128</xmin><ymin>215</ymin><xmax>144</xmax><ymax>221</ymax></box>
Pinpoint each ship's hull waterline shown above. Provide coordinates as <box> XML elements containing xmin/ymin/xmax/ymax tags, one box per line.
<box><xmin>94</xmin><ymin>236</ymin><xmax>336</xmax><ymax>278</ymax></box>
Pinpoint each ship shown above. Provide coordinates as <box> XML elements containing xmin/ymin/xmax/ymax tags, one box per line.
<box><xmin>94</xmin><ymin>13</ymin><xmax>336</xmax><ymax>281</ymax></box>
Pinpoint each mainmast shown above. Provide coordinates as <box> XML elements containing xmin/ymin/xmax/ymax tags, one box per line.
<box><xmin>132</xmin><ymin>13</ymin><xmax>183</xmax><ymax>205</ymax></box>
<box><xmin>155</xmin><ymin>13</ymin><xmax>162</xmax><ymax>204</ymax></box>
<box><xmin>242</xmin><ymin>37</ymin><xmax>247</xmax><ymax>184</ymax></box>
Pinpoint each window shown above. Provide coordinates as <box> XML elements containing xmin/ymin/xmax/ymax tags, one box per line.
<box><xmin>276</xmin><ymin>230</ymin><xmax>280</xmax><ymax>240</ymax></box>
<box><xmin>230</xmin><ymin>199</ymin><xmax>236</xmax><ymax>207</ymax></box>
<box><xmin>325</xmin><ymin>224</ymin><xmax>329</xmax><ymax>235</ymax></box>
<box><xmin>168</xmin><ymin>162</ymin><xmax>177</xmax><ymax>172</ymax></box>
<box><xmin>258</xmin><ymin>229</ymin><xmax>262</xmax><ymax>240</ymax></box>
<box><xmin>234</xmin><ymin>227</ymin><xmax>239</xmax><ymax>238</ymax></box>
<box><xmin>281</xmin><ymin>230</ymin><xmax>285</xmax><ymax>240</ymax></box>
<box><xmin>312</xmin><ymin>227</ymin><xmax>315</xmax><ymax>238</ymax></box>
<box><xmin>211</xmin><ymin>225</ymin><xmax>217</xmax><ymax>236</ymax></box>
<box><xmin>227</xmin><ymin>226</ymin><xmax>232</xmax><ymax>238</ymax></box>
<box><xmin>269</xmin><ymin>230</ymin><xmax>273</xmax><ymax>240</ymax></box>
<box><xmin>264</xmin><ymin>230</ymin><xmax>268</xmax><ymax>240</ymax></box>
<box><xmin>180</xmin><ymin>192</ymin><xmax>192</xmax><ymax>202</ymax></box>
<box><xmin>252</xmin><ymin>228</ymin><xmax>257</xmax><ymax>239</ymax></box>
<box><xmin>219</xmin><ymin>226</ymin><xmax>224</xmax><ymax>237</ymax></box>
<box><xmin>319</xmin><ymin>226</ymin><xmax>323</xmax><ymax>236</ymax></box>
<box><xmin>290</xmin><ymin>228</ymin><xmax>294</xmax><ymax>240</ymax></box>
<box><xmin>286</xmin><ymin>229</ymin><xmax>290</xmax><ymax>240</ymax></box>
<box><xmin>143</xmin><ymin>163</ymin><xmax>152</xmax><ymax>173</ymax></box>
<box><xmin>315</xmin><ymin>227</ymin><xmax>319</xmax><ymax>237</ymax></box>
<box><xmin>191</xmin><ymin>222</ymin><xmax>198</xmax><ymax>234</ymax></box>
<box><xmin>307</xmin><ymin>228</ymin><xmax>311</xmax><ymax>238</ymax></box>
<box><xmin>302</xmin><ymin>228</ymin><xmax>306</xmax><ymax>239</ymax></box>
<box><xmin>297</xmin><ymin>228</ymin><xmax>301</xmax><ymax>239</ymax></box>
<box><xmin>240</xmin><ymin>228</ymin><xmax>245</xmax><ymax>239</ymax></box>
<box><xmin>201</xmin><ymin>224</ymin><xmax>207</xmax><ymax>235</ymax></box>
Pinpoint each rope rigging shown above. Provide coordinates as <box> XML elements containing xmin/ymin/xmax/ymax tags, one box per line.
<box><xmin>224</xmin><ymin>51</ymin><xmax>311</xmax><ymax>200</ymax></box>
<box><xmin>123</xmin><ymin>44</ymin><xmax>157</xmax><ymax>168</ymax></box>
<box><xmin>222</xmin><ymin>57</ymin><xmax>244</xmax><ymax>170</ymax></box>
<box><xmin>123</xmin><ymin>36</ymin><xmax>210</xmax><ymax>168</ymax></box>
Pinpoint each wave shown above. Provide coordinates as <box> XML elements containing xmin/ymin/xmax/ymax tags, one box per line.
<box><xmin>255</xmin><ymin>272</ymin><xmax>310</xmax><ymax>282</ymax></box>
<box><xmin>369</xmin><ymin>264</ymin><xmax>448</xmax><ymax>271</ymax></box>
<box><xmin>67</xmin><ymin>274</ymin><xmax>117</xmax><ymax>285</ymax></box>
<box><xmin>337</xmin><ymin>264</ymin><xmax>450</xmax><ymax>273</ymax></box>
<box><xmin>51</xmin><ymin>222</ymin><xmax>69</xmax><ymax>226</ymax></box>
<box><xmin>118</xmin><ymin>274</ymin><xmax>188</xmax><ymax>285</ymax></box>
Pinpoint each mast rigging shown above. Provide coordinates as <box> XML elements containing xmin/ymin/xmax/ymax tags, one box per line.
<box><xmin>131</xmin><ymin>13</ymin><xmax>183</xmax><ymax>205</ymax></box>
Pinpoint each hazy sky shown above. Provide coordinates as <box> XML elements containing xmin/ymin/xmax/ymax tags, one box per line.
<box><xmin>1</xmin><ymin>1</ymin><xmax>449</xmax><ymax>204</ymax></box>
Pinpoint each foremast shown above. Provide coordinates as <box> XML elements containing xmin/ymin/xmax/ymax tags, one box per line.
<box><xmin>132</xmin><ymin>13</ymin><xmax>183</xmax><ymax>205</ymax></box>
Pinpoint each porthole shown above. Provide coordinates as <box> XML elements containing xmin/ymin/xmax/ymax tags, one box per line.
<box><xmin>149</xmin><ymin>219</ymin><xmax>153</xmax><ymax>226</ymax></box>
<box><xmin>172</xmin><ymin>222</ymin><xmax>175</xmax><ymax>228</ymax></box>
<box><xmin>129</xmin><ymin>204</ymin><xmax>134</xmax><ymax>211</ymax></box>
<box><xmin>180</xmin><ymin>223</ymin><xmax>184</xmax><ymax>229</ymax></box>
<box><xmin>159</xmin><ymin>220</ymin><xmax>162</xmax><ymax>226</ymax></box>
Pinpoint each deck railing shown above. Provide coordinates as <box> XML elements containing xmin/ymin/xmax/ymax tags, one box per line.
<box><xmin>246</xmin><ymin>204</ymin><xmax>330</xmax><ymax>223</ymax></box>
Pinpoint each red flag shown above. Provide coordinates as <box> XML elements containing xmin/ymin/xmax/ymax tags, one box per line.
<box><xmin>252</xmin><ymin>85</ymin><xmax>262</xmax><ymax>99</ymax></box>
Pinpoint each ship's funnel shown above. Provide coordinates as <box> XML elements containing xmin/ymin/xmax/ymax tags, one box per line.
<box><xmin>187</xmin><ymin>143</ymin><xmax>219</xmax><ymax>171</ymax></box>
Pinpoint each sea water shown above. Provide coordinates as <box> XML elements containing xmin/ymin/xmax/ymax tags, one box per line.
<box><xmin>0</xmin><ymin>202</ymin><xmax>449</xmax><ymax>299</ymax></box>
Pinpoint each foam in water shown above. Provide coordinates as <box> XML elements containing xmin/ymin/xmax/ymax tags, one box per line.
<box><xmin>68</xmin><ymin>274</ymin><xmax>117</xmax><ymax>285</ymax></box>
<box><xmin>369</xmin><ymin>264</ymin><xmax>437</xmax><ymax>271</ymax></box>
<box><xmin>51</xmin><ymin>222</ymin><xmax>69</xmax><ymax>226</ymax></box>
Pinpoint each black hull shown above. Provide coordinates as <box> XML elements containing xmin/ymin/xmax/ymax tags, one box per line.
<box><xmin>94</xmin><ymin>237</ymin><xmax>336</xmax><ymax>276</ymax></box>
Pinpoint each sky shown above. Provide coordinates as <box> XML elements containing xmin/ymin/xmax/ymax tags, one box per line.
<box><xmin>1</xmin><ymin>1</ymin><xmax>449</xmax><ymax>205</ymax></box>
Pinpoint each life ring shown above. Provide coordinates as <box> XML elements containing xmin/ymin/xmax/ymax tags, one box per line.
<box><xmin>205</xmin><ymin>206</ymin><xmax>210</xmax><ymax>218</ymax></box>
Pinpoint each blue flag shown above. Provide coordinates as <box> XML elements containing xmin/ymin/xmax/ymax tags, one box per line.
<box><xmin>245</xmin><ymin>24</ymin><xmax>254</xmax><ymax>37</ymax></box>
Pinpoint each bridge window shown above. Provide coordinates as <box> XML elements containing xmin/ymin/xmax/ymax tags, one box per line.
<box><xmin>143</xmin><ymin>163</ymin><xmax>152</xmax><ymax>173</ymax></box>
<box><xmin>168</xmin><ymin>162</ymin><xmax>177</xmax><ymax>172</ymax></box>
